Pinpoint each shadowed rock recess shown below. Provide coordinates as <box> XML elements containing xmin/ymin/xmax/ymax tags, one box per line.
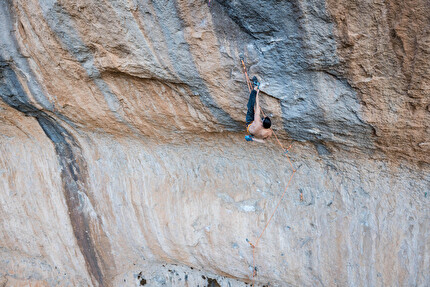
<box><xmin>0</xmin><ymin>0</ymin><xmax>429</xmax><ymax>286</ymax></box>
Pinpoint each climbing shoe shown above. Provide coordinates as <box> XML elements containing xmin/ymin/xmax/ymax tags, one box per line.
<box><xmin>251</xmin><ymin>76</ymin><xmax>260</xmax><ymax>89</ymax></box>
<box><xmin>245</xmin><ymin>135</ymin><xmax>254</xmax><ymax>142</ymax></box>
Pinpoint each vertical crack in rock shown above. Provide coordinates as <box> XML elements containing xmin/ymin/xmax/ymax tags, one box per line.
<box><xmin>0</xmin><ymin>57</ymin><xmax>106</xmax><ymax>287</ymax></box>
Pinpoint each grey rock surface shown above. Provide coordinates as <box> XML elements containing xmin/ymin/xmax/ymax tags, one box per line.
<box><xmin>0</xmin><ymin>0</ymin><xmax>429</xmax><ymax>286</ymax></box>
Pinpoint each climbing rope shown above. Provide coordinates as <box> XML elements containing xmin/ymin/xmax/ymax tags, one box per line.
<box><xmin>240</xmin><ymin>58</ymin><xmax>297</xmax><ymax>286</ymax></box>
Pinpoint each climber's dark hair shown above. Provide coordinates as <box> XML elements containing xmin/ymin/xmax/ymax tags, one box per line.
<box><xmin>263</xmin><ymin>117</ymin><xmax>271</xmax><ymax>129</ymax></box>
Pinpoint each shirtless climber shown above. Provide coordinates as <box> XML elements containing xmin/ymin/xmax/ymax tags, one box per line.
<box><xmin>245</xmin><ymin>77</ymin><xmax>273</xmax><ymax>143</ymax></box>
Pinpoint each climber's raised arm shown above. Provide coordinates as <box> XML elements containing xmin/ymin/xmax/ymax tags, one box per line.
<box><xmin>254</xmin><ymin>89</ymin><xmax>261</xmax><ymax>123</ymax></box>
<box><xmin>244</xmin><ymin>76</ymin><xmax>273</xmax><ymax>142</ymax></box>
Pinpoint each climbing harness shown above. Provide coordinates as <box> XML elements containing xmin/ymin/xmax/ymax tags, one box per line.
<box><xmin>246</xmin><ymin>122</ymin><xmax>253</xmax><ymax>134</ymax></box>
<box><xmin>241</xmin><ymin>57</ymin><xmax>297</xmax><ymax>286</ymax></box>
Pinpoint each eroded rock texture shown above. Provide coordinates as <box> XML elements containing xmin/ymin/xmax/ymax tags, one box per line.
<box><xmin>0</xmin><ymin>0</ymin><xmax>429</xmax><ymax>286</ymax></box>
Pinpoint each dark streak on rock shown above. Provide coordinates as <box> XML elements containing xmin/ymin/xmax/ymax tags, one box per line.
<box><xmin>0</xmin><ymin>57</ymin><xmax>105</xmax><ymax>287</ymax></box>
<box><xmin>37</xmin><ymin>116</ymin><xmax>104</xmax><ymax>287</ymax></box>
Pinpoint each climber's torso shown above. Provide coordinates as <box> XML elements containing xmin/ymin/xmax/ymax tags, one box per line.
<box><xmin>248</xmin><ymin>119</ymin><xmax>272</xmax><ymax>139</ymax></box>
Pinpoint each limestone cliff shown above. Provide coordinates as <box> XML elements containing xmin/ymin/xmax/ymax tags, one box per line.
<box><xmin>0</xmin><ymin>0</ymin><xmax>429</xmax><ymax>286</ymax></box>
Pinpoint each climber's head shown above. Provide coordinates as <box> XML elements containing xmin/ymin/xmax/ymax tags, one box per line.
<box><xmin>263</xmin><ymin>117</ymin><xmax>271</xmax><ymax>129</ymax></box>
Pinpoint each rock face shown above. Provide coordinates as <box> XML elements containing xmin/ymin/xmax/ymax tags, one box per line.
<box><xmin>0</xmin><ymin>0</ymin><xmax>429</xmax><ymax>286</ymax></box>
